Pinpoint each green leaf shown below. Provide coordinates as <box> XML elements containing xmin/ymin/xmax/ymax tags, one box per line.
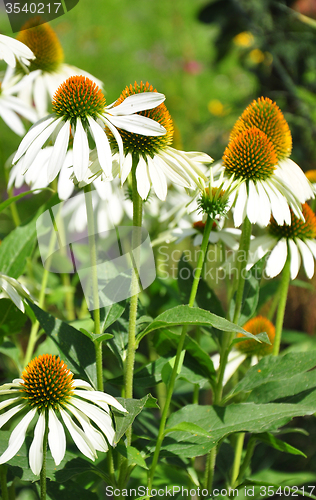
<box><xmin>253</xmin><ymin>432</ymin><xmax>306</xmax><ymax>457</ymax></box>
<box><xmin>91</xmin><ymin>299</ymin><xmax>126</xmax><ymax>334</ymax></box>
<box><xmin>0</xmin><ymin>299</ymin><xmax>27</xmax><ymax>338</ymax></box>
<box><xmin>137</xmin><ymin>305</ymin><xmax>265</xmax><ymax>345</ymax></box>
<box><xmin>46</xmin><ymin>479</ymin><xmax>99</xmax><ymax>500</ymax></box>
<box><xmin>0</xmin><ymin>341</ymin><xmax>21</xmax><ymax>372</ymax></box>
<box><xmin>0</xmin><ymin>188</ymin><xmax>52</xmax><ymax>214</ymax></box>
<box><xmin>164</xmin><ymin>421</ymin><xmax>212</xmax><ymax>438</ymax></box>
<box><xmin>79</xmin><ymin>328</ymin><xmax>113</xmax><ymax>343</ymax></box>
<box><xmin>0</xmin><ymin>217</ymin><xmax>37</xmax><ymax>278</ymax></box>
<box><xmin>154</xmin><ymin>400</ymin><xmax>316</xmax><ymax>458</ymax></box>
<box><xmin>29</xmin><ymin>302</ymin><xmax>97</xmax><ymax>387</ymax></box>
<box><xmin>113</xmin><ymin>394</ymin><xmax>158</xmax><ymax>444</ymax></box>
<box><xmin>231</xmin><ymin>351</ymin><xmax>316</xmax><ymax>401</ymax></box>
<box><xmin>152</xmin><ymin>329</ymin><xmax>216</xmax><ymax>381</ymax></box>
<box><xmin>178</xmin><ymin>254</ymin><xmax>225</xmax><ymax>316</ymax></box>
<box><xmin>161</xmin><ymin>351</ymin><xmax>185</xmax><ymax>386</ymax></box>
<box><xmin>117</xmin><ymin>445</ymin><xmax>148</xmax><ymax>469</ymax></box>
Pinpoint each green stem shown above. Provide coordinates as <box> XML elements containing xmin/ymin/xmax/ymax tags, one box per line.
<box><xmin>214</xmin><ymin>217</ymin><xmax>252</xmax><ymax>405</ymax></box>
<box><xmin>84</xmin><ymin>185</ymin><xmax>103</xmax><ymax>391</ymax></box>
<box><xmin>24</xmin><ymin>263</ymin><xmax>52</xmax><ymax>367</ymax></box>
<box><xmin>124</xmin><ymin>157</ymin><xmax>143</xmax><ymax>439</ymax></box>
<box><xmin>40</xmin><ymin>412</ymin><xmax>49</xmax><ymax>500</ymax></box>
<box><xmin>273</xmin><ymin>255</ymin><xmax>291</xmax><ymax>356</ymax></box>
<box><xmin>147</xmin><ymin>215</ymin><xmax>214</xmax><ymax>492</ymax></box>
<box><xmin>0</xmin><ymin>465</ymin><xmax>9</xmax><ymax>500</ymax></box>
<box><xmin>231</xmin><ymin>432</ymin><xmax>245</xmax><ymax>487</ymax></box>
<box><xmin>236</xmin><ymin>437</ymin><xmax>256</xmax><ymax>485</ymax></box>
<box><xmin>203</xmin><ymin>446</ymin><xmax>216</xmax><ymax>490</ymax></box>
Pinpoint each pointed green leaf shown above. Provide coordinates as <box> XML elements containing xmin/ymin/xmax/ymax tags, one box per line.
<box><xmin>137</xmin><ymin>305</ymin><xmax>265</xmax><ymax>345</ymax></box>
<box><xmin>113</xmin><ymin>394</ymin><xmax>158</xmax><ymax>444</ymax></box>
<box><xmin>253</xmin><ymin>432</ymin><xmax>306</xmax><ymax>457</ymax></box>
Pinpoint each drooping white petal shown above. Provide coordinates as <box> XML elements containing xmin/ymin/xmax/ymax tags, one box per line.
<box><xmin>48</xmin><ymin>408</ymin><xmax>66</xmax><ymax>466</ymax></box>
<box><xmin>108</xmin><ymin>113</ymin><xmax>166</xmax><ymax>136</ymax></box>
<box><xmin>68</xmin><ymin>398</ymin><xmax>115</xmax><ymax>445</ymax></box>
<box><xmin>0</xmin><ymin>408</ymin><xmax>36</xmax><ymax>465</ymax></box>
<box><xmin>305</xmin><ymin>239</ymin><xmax>316</xmax><ymax>261</ymax></box>
<box><xmin>88</xmin><ymin>117</ymin><xmax>112</xmax><ymax>178</ymax></box>
<box><xmin>60</xmin><ymin>408</ymin><xmax>96</xmax><ymax>460</ymax></box>
<box><xmin>109</xmin><ymin>92</ymin><xmax>165</xmax><ymax>115</ymax></box>
<box><xmin>0</xmin><ymin>402</ymin><xmax>25</xmax><ymax>429</ymax></box>
<box><xmin>29</xmin><ymin>411</ymin><xmax>45</xmax><ymax>475</ymax></box>
<box><xmin>47</xmin><ymin>121</ymin><xmax>70</xmax><ymax>183</ymax></box>
<box><xmin>266</xmin><ymin>239</ymin><xmax>288</xmax><ymax>278</ymax></box>
<box><xmin>265</xmin><ymin>181</ymin><xmax>291</xmax><ymax>226</ymax></box>
<box><xmin>0</xmin><ymin>35</ymin><xmax>35</xmax><ymax>67</ymax></box>
<box><xmin>136</xmin><ymin>157</ymin><xmax>151</xmax><ymax>199</ymax></box>
<box><xmin>21</xmin><ymin>118</ymin><xmax>62</xmax><ymax>173</ymax></box>
<box><xmin>255</xmin><ymin>181</ymin><xmax>272</xmax><ymax>226</ymax></box>
<box><xmin>0</xmin><ymin>103</ymin><xmax>26</xmax><ymax>136</ymax></box>
<box><xmin>65</xmin><ymin>404</ymin><xmax>108</xmax><ymax>453</ymax></box>
<box><xmin>155</xmin><ymin>151</ymin><xmax>191</xmax><ymax>188</ymax></box>
<box><xmin>57</xmin><ymin>153</ymin><xmax>74</xmax><ymax>201</ymax></box>
<box><xmin>33</xmin><ymin>74</ymin><xmax>49</xmax><ymax>119</ymax></box>
<box><xmin>73</xmin><ymin>379</ymin><xmax>94</xmax><ymax>389</ymax></box>
<box><xmin>73</xmin><ymin>118</ymin><xmax>90</xmax><ymax>181</ymax></box>
<box><xmin>120</xmin><ymin>154</ymin><xmax>133</xmax><ymax>185</ymax></box>
<box><xmin>147</xmin><ymin>156</ymin><xmax>168</xmax><ymax>200</ymax></box>
<box><xmin>288</xmin><ymin>239</ymin><xmax>301</xmax><ymax>280</ymax></box>
<box><xmin>246</xmin><ymin>181</ymin><xmax>259</xmax><ymax>224</ymax></box>
<box><xmin>0</xmin><ymin>277</ymin><xmax>25</xmax><ymax>312</ymax></box>
<box><xmin>0</xmin><ymin>397</ymin><xmax>21</xmax><ymax>412</ymax></box>
<box><xmin>296</xmin><ymin>238</ymin><xmax>315</xmax><ymax>279</ymax></box>
<box><xmin>73</xmin><ymin>389</ymin><xmax>126</xmax><ymax>413</ymax></box>
<box><xmin>222</xmin><ymin>352</ymin><xmax>247</xmax><ymax>386</ymax></box>
<box><xmin>13</xmin><ymin>116</ymin><xmax>57</xmax><ymax>164</ymax></box>
<box><xmin>100</xmin><ymin>116</ymin><xmax>124</xmax><ymax>169</ymax></box>
<box><xmin>233</xmin><ymin>182</ymin><xmax>248</xmax><ymax>227</ymax></box>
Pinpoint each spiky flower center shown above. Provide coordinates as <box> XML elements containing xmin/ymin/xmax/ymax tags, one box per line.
<box><xmin>269</xmin><ymin>203</ymin><xmax>316</xmax><ymax>240</ymax></box>
<box><xmin>21</xmin><ymin>354</ymin><xmax>74</xmax><ymax>411</ymax></box>
<box><xmin>237</xmin><ymin>316</ymin><xmax>275</xmax><ymax>356</ymax></box>
<box><xmin>223</xmin><ymin>127</ymin><xmax>277</xmax><ymax>181</ymax></box>
<box><xmin>52</xmin><ymin>76</ymin><xmax>106</xmax><ymax>125</ymax></box>
<box><xmin>109</xmin><ymin>81</ymin><xmax>173</xmax><ymax>158</ymax></box>
<box><xmin>230</xmin><ymin>97</ymin><xmax>292</xmax><ymax>161</ymax></box>
<box><xmin>17</xmin><ymin>17</ymin><xmax>64</xmax><ymax>73</ymax></box>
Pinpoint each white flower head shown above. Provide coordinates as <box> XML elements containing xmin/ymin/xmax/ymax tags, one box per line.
<box><xmin>0</xmin><ymin>34</ymin><xmax>35</xmax><ymax>69</ymax></box>
<box><xmin>0</xmin><ymin>354</ymin><xmax>126</xmax><ymax>475</ymax></box>
<box><xmin>87</xmin><ymin>82</ymin><xmax>212</xmax><ymax>200</ymax></box>
<box><xmin>9</xmin><ymin>19</ymin><xmax>103</xmax><ymax>118</ymax></box>
<box><xmin>222</xmin><ymin>97</ymin><xmax>313</xmax><ymax>227</ymax></box>
<box><xmin>248</xmin><ymin>202</ymin><xmax>316</xmax><ymax>279</ymax></box>
<box><xmin>0</xmin><ymin>273</ymin><xmax>31</xmax><ymax>312</ymax></box>
<box><xmin>12</xmin><ymin>75</ymin><xmax>166</xmax><ymax>185</ymax></box>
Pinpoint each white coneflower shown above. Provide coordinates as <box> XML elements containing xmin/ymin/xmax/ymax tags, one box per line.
<box><xmin>12</xmin><ymin>75</ymin><xmax>166</xmax><ymax>184</ymax></box>
<box><xmin>9</xmin><ymin>18</ymin><xmax>103</xmax><ymax>117</ymax></box>
<box><xmin>88</xmin><ymin>81</ymin><xmax>212</xmax><ymax>200</ymax></box>
<box><xmin>0</xmin><ymin>354</ymin><xmax>126</xmax><ymax>475</ymax></box>
<box><xmin>221</xmin><ymin>97</ymin><xmax>313</xmax><ymax>227</ymax></box>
